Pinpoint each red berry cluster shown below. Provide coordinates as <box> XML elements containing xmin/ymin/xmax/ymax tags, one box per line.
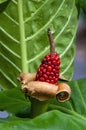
<box><xmin>36</xmin><ymin>52</ymin><xmax>60</xmax><ymax>85</ymax></box>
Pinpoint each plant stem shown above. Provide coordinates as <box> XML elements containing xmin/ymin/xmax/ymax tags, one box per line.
<box><xmin>30</xmin><ymin>98</ymin><xmax>49</xmax><ymax>118</ymax></box>
<box><xmin>48</xmin><ymin>28</ymin><xmax>55</xmax><ymax>56</ymax></box>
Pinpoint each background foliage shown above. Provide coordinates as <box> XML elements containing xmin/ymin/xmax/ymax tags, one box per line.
<box><xmin>0</xmin><ymin>0</ymin><xmax>86</xmax><ymax>129</ymax></box>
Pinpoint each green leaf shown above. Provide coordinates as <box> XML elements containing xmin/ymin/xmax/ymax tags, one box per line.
<box><xmin>0</xmin><ymin>0</ymin><xmax>78</xmax><ymax>89</ymax></box>
<box><xmin>75</xmin><ymin>0</ymin><xmax>86</xmax><ymax>14</ymax></box>
<box><xmin>81</xmin><ymin>1</ymin><xmax>86</xmax><ymax>14</ymax></box>
<box><xmin>0</xmin><ymin>79</ymin><xmax>86</xmax><ymax>129</ymax></box>
<box><xmin>0</xmin><ymin>87</ymin><xmax>30</xmax><ymax>114</ymax></box>
<box><xmin>1</xmin><ymin>73</ymin><xmax>86</xmax><ymax>128</ymax></box>
<box><xmin>0</xmin><ymin>0</ymin><xmax>9</xmax><ymax>4</ymax></box>
<box><xmin>49</xmin><ymin>78</ymin><xmax>86</xmax><ymax>123</ymax></box>
<box><xmin>0</xmin><ymin>110</ymin><xmax>86</xmax><ymax>130</ymax></box>
<box><xmin>0</xmin><ymin>0</ymin><xmax>10</xmax><ymax>13</ymax></box>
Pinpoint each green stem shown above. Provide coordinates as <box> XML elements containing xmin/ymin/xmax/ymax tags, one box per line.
<box><xmin>18</xmin><ymin>0</ymin><xmax>28</xmax><ymax>72</ymax></box>
<box><xmin>30</xmin><ymin>98</ymin><xmax>49</xmax><ymax>118</ymax></box>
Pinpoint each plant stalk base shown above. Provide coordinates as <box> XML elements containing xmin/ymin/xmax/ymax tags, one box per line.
<box><xmin>30</xmin><ymin>98</ymin><xmax>49</xmax><ymax>118</ymax></box>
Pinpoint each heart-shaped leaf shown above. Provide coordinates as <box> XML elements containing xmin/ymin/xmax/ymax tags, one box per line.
<box><xmin>0</xmin><ymin>0</ymin><xmax>77</xmax><ymax>89</ymax></box>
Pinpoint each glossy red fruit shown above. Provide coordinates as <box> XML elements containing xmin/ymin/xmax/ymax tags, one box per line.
<box><xmin>36</xmin><ymin>29</ymin><xmax>60</xmax><ymax>85</ymax></box>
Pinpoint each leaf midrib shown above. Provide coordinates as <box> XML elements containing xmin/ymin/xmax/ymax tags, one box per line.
<box><xmin>18</xmin><ymin>0</ymin><xmax>28</xmax><ymax>73</ymax></box>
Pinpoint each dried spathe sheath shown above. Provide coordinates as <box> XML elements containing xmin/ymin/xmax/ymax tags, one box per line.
<box><xmin>21</xmin><ymin>81</ymin><xmax>58</xmax><ymax>101</ymax></box>
<box><xmin>17</xmin><ymin>73</ymin><xmax>36</xmax><ymax>84</ymax></box>
<box><xmin>18</xmin><ymin>73</ymin><xmax>71</xmax><ymax>102</ymax></box>
<box><xmin>56</xmin><ymin>83</ymin><xmax>71</xmax><ymax>102</ymax></box>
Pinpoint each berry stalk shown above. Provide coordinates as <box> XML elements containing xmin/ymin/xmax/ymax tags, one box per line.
<box><xmin>48</xmin><ymin>28</ymin><xmax>55</xmax><ymax>56</ymax></box>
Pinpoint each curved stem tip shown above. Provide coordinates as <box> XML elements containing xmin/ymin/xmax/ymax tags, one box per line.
<box><xmin>48</xmin><ymin>28</ymin><xmax>55</xmax><ymax>56</ymax></box>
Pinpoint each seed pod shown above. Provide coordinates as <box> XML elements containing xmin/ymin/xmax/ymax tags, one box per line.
<box><xmin>56</xmin><ymin>83</ymin><xmax>71</xmax><ymax>102</ymax></box>
<box><xmin>36</xmin><ymin>29</ymin><xmax>60</xmax><ymax>85</ymax></box>
<box><xmin>17</xmin><ymin>73</ymin><xmax>36</xmax><ymax>84</ymax></box>
<box><xmin>21</xmin><ymin>81</ymin><xmax>58</xmax><ymax>101</ymax></box>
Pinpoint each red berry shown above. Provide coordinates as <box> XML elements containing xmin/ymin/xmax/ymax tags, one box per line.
<box><xmin>43</xmin><ymin>68</ymin><xmax>46</xmax><ymax>73</ymax></box>
<box><xmin>43</xmin><ymin>74</ymin><xmax>48</xmax><ymax>79</ymax></box>
<box><xmin>50</xmin><ymin>72</ymin><xmax>54</xmax><ymax>76</ymax></box>
<box><xmin>52</xmin><ymin>60</ymin><xmax>57</xmax><ymax>65</ymax></box>
<box><xmin>46</xmin><ymin>79</ymin><xmax>50</xmax><ymax>83</ymax></box>
<box><xmin>53</xmin><ymin>76</ymin><xmax>56</xmax><ymax>80</ymax></box>
<box><xmin>53</xmin><ymin>68</ymin><xmax>56</xmax><ymax>73</ymax></box>
<box><xmin>47</xmin><ymin>66</ymin><xmax>52</xmax><ymax>71</ymax></box>
<box><xmin>55</xmin><ymin>56</ymin><xmax>59</xmax><ymax>61</ymax></box>
<box><xmin>36</xmin><ymin>74</ymin><xmax>39</xmax><ymax>79</ymax></box>
<box><xmin>40</xmin><ymin>77</ymin><xmax>45</xmax><ymax>81</ymax></box>
<box><xmin>46</xmin><ymin>72</ymin><xmax>50</xmax><ymax>76</ymax></box>
<box><xmin>51</xmin><ymin>64</ymin><xmax>55</xmax><ymax>68</ymax></box>
<box><xmin>48</xmin><ymin>61</ymin><xmax>52</xmax><ymax>65</ymax></box>
<box><xmin>43</xmin><ymin>64</ymin><xmax>48</xmax><ymax>68</ymax></box>
<box><xmin>55</xmin><ymin>77</ymin><xmax>58</xmax><ymax>82</ymax></box>
<box><xmin>56</xmin><ymin>73</ymin><xmax>59</xmax><ymax>78</ymax></box>
<box><xmin>49</xmin><ymin>76</ymin><xmax>52</xmax><ymax>80</ymax></box>
<box><xmin>55</xmin><ymin>66</ymin><xmax>59</xmax><ymax>70</ymax></box>
<box><xmin>39</xmin><ymin>71</ymin><xmax>42</xmax><ymax>76</ymax></box>
<box><xmin>51</xmin><ymin>79</ymin><xmax>54</xmax><ymax>84</ymax></box>
<box><xmin>40</xmin><ymin>66</ymin><xmax>44</xmax><ymax>71</ymax></box>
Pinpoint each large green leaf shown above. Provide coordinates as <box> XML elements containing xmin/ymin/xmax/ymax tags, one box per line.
<box><xmin>0</xmin><ymin>0</ymin><xmax>77</xmax><ymax>89</ymax></box>
<box><xmin>0</xmin><ymin>110</ymin><xmax>86</xmax><ymax>130</ymax></box>
<box><xmin>0</xmin><ymin>79</ymin><xmax>86</xmax><ymax>129</ymax></box>
<box><xmin>50</xmin><ymin>78</ymin><xmax>86</xmax><ymax>118</ymax></box>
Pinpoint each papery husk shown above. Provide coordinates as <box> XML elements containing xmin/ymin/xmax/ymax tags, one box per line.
<box><xmin>21</xmin><ymin>81</ymin><xmax>58</xmax><ymax>101</ymax></box>
<box><xmin>56</xmin><ymin>83</ymin><xmax>71</xmax><ymax>102</ymax></box>
<box><xmin>17</xmin><ymin>73</ymin><xmax>36</xmax><ymax>84</ymax></box>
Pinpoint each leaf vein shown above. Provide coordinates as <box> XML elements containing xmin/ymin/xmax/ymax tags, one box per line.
<box><xmin>27</xmin><ymin>0</ymin><xmax>75</xmax><ymax>64</ymax></box>
<box><xmin>12</xmin><ymin>0</ymin><xmax>17</xmax><ymax>5</ymax></box>
<box><xmin>60</xmin><ymin>27</ymin><xmax>76</xmax><ymax>58</ymax></box>
<box><xmin>55</xmin><ymin>0</ymin><xmax>75</xmax><ymax>42</ymax></box>
<box><xmin>0</xmin><ymin>70</ymin><xmax>17</xmax><ymax>87</ymax></box>
<box><xmin>0</xmin><ymin>41</ymin><xmax>21</xmax><ymax>58</ymax></box>
<box><xmin>0</xmin><ymin>27</ymin><xmax>19</xmax><ymax>44</ymax></box>
<box><xmin>0</xmin><ymin>53</ymin><xmax>21</xmax><ymax>72</ymax></box>
<box><xmin>24</xmin><ymin>0</ymin><xmax>49</xmax><ymax>23</ymax></box>
<box><xmin>3</xmin><ymin>12</ymin><xmax>19</xmax><ymax>25</ymax></box>
<box><xmin>27</xmin><ymin>46</ymin><xmax>49</xmax><ymax>64</ymax></box>
<box><xmin>75</xmin><ymin>82</ymin><xmax>86</xmax><ymax>111</ymax></box>
<box><xmin>61</xmin><ymin>57</ymin><xmax>74</xmax><ymax>75</ymax></box>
